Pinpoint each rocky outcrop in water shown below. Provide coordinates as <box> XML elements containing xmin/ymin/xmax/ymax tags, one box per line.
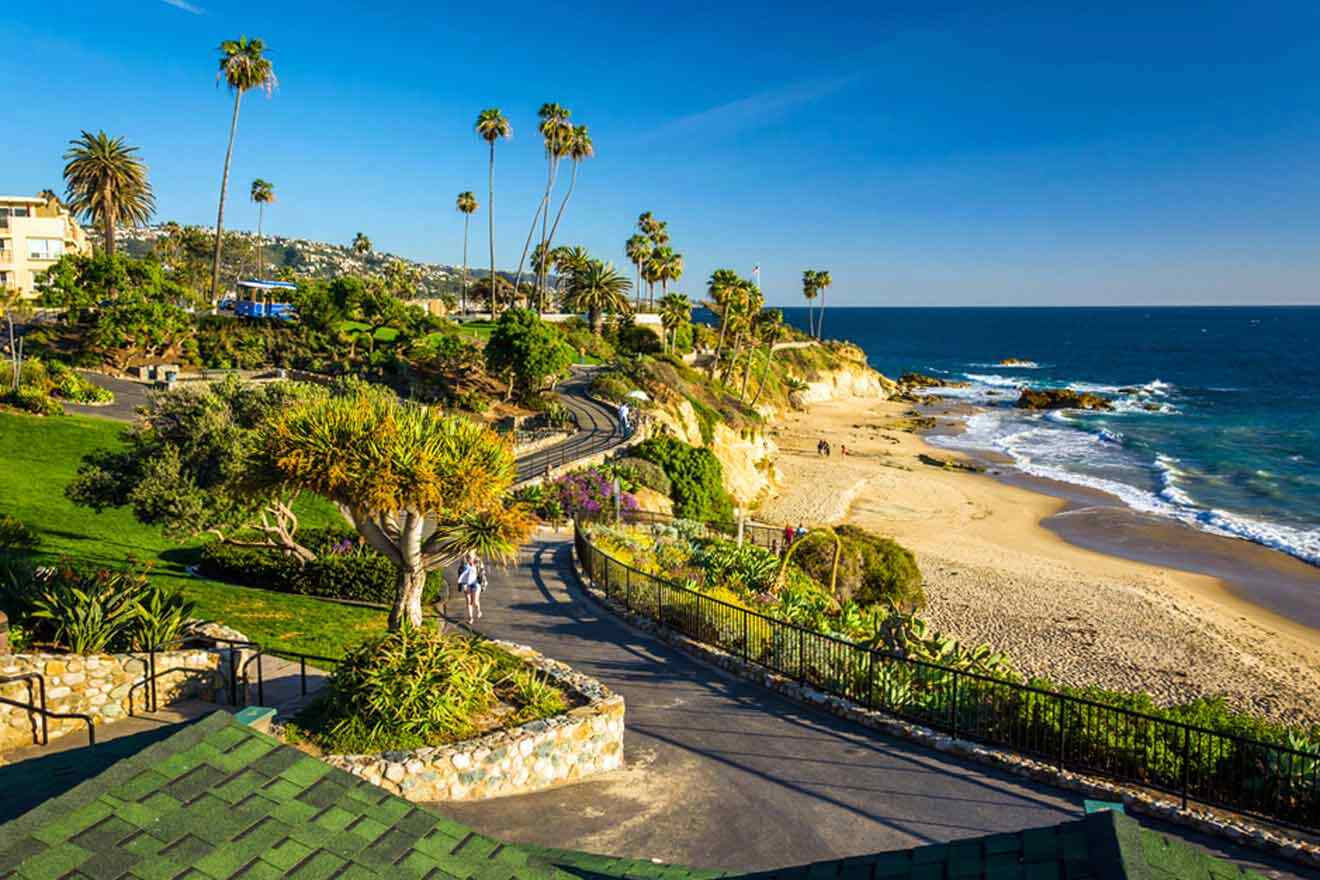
<box><xmin>1016</xmin><ymin>388</ymin><xmax>1113</xmax><ymax>411</ymax></box>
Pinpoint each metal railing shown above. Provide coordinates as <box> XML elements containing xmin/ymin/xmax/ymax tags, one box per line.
<box><xmin>141</xmin><ymin>636</ymin><xmax>338</xmax><ymax>711</ymax></box>
<box><xmin>575</xmin><ymin>516</ymin><xmax>1320</xmax><ymax>834</ymax></box>
<box><xmin>0</xmin><ymin>672</ymin><xmax>96</xmax><ymax>747</ymax></box>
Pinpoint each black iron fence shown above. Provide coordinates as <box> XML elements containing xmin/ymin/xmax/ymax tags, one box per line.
<box><xmin>141</xmin><ymin>636</ymin><xmax>338</xmax><ymax>712</ymax></box>
<box><xmin>575</xmin><ymin>518</ymin><xmax>1320</xmax><ymax>834</ymax></box>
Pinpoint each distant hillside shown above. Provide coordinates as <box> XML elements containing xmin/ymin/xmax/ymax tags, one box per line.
<box><xmin>102</xmin><ymin>224</ymin><xmax>497</xmax><ymax>298</ymax></box>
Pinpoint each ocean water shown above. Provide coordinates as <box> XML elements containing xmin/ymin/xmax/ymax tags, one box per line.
<box><xmin>778</xmin><ymin>306</ymin><xmax>1320</xmax><ymax>567</ymax></box>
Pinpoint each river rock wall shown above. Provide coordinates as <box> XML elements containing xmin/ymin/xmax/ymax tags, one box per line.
<box><xmin>321</xmin><ymin>640</ymin><xmax>625</xmax><ymax>802</ymax></box>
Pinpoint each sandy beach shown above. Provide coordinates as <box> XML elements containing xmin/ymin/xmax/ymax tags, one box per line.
<box><xmin>757</xmin><ymin>396</ymin><xmax>1320</xmax><ymax>725</ymax></box>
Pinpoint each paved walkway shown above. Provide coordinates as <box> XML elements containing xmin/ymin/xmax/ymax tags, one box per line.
<box><xmin>430</xmin><ymin>536</ymin><xmax>1305</xmax><ymax>878</ymax></box>
<box><xmin>515</xmin><ymin>369</ymin><xmax>629</xmax><ymax>484</ymax></box>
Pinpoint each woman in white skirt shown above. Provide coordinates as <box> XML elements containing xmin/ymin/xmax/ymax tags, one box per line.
<box><xmin>457</xmin><ymin>553</ymin><xmax>483</xmax><ymax>624</ymax></box>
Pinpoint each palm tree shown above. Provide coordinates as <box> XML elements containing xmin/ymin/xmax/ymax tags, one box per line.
<box><xmin>706</xmin><ymin>269</ymin><xmax>742</xmax><ymax>378</ymax></box>
<box><xmin>514</xmin><ymin>104</ymin><xmax>571</xmax><ymax>296</ymax></box>
<box><xmin>551</xmin><ymin>245</ymin><xmax>590</xmax><ymax>309</ymax></box>
<box><xmin>249</xmin><ymin>178</ymin><xmax>274</xmax><ymax>280</ymax></box>
<box><xmin>625</xmin><ymin>234</ymin><xmax>648</xmax><ymax>310</ymax></box>
<box><xmin>563</xmin><ymin>260</ymin><xmax>631</xmax><ymax>335</ymax></box>
<box><xmin>352</xmin><ymin>232</ymin><xmax>372</xmax><ymax>255</ymax></box>
<box><xmin>543</xmin><ymin>125</ymin><xmax>593</xmax><ymax>289</ymax></box>
<box><xmin>658</xmin><ymin>292</ymin><xmax>691</xmax><ymax>354</ymax></box>
<box><xmin>653</xmin><ymin>246</ymin><xmax>683</xmax><ymax>302</ymax></box>
<box><xmin>801</xmin><ymin>270</ymin><xmax>819</xmax><ymax>337</ymax></box>
<box><xmin>814</xmin><ymin>270</ymin><xmax>832</xmax><ymax>339</ymax></box>
<box><xmin>62</xmin><ymin>131</ymin><xmax>155</xmax><ymax>259</ymax></box>
<box><xmin>475</xmin><ymin>108</ymin><xmax>512</xmax><ymax>317</ymax></box>
<box><xmin>455</xmin><ymin>191</ymin><xmax>478</xmax><ymax>315</ymax></box>
<box><xmin>734</xmin><ymin>282</ymin><xmax>765</xmax><ymax>394</ymax></box>
<box><xmin>750</xmin><ymin>308</ymin><xmax>786</xmax><ymax>407</ymax></box>
<box><xmin>211</xmin><ymin>36</ymin><xmax>277</xmax><ymax>308</ymax></box>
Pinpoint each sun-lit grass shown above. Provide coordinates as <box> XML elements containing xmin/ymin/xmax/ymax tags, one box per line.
<box><xmin>0</xmin><ymin>410</ymin><xmax>386</xmax><ymax>657</ymax></box>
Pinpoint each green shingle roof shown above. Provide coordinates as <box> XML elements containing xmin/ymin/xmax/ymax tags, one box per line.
<box><xmin>0</xmin><ymin>712</ymin><xmax>572</xmax><ymax>880</ymax></box>
<box><xmin>0</xmin><ymin>712</ymin><xmax>1274</xmax><ymax>880</ymax></box>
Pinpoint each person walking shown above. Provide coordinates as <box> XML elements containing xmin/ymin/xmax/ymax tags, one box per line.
<box><xmin>783</xmin><ymin>522</ymin><xmax>795</xmax><ymax>549</ymax></box>
<box><xmin>457</xmin><ymin>553</ymin><xmax>483</xmax><ymax>624</ymax></box>
<box><xmin>795</xmin><ymin>523</ymin><xmax>807</xmax><ymax>543</ymax></box>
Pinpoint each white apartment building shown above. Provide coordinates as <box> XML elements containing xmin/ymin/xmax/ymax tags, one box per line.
<box><xmin>0</xmin><ymin>195</ymin><xmax>92</xmax><ymax>299</ymax></box>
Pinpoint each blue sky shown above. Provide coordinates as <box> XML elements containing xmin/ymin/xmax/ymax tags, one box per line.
<box><xmin>7</xmin><ymin>1</ymin><xmax>1320</xmax><ymax>306</ymax></box>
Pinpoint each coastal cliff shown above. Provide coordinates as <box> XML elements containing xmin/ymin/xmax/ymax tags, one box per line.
<box><xmin>593</xmin><ymin>343</ymin><xmax>894</xmax><ymax>508</ymax></box>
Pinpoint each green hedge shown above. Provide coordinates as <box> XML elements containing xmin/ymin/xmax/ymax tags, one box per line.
<box><xmin>611</xmin><ymin>457</ymin><xmax>672</xmax><ymax>497</ymax></box>
<box><xmin>198</xmin><ymin>528</ymin><xmax>443</xmax><ymax>605</ymax></box>
<box><xmin>793</xmin><ymin>524</ymin><xmax>925</xmax><ymax>610</ymax></box>
<box><xmin>632</xmin><ymin>436</ymin><xmax>734</xmax><ymax>526</ymax></box>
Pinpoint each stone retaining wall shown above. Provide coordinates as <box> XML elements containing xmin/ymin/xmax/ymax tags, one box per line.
<box><xmin>321</xmin><ymin>641</ymin><xmax>624</xmax><ymax>802</ymax></box>
<box><xmin>570</xmin><ymin>549</ymin><xmax>1320</xmax><ymax>870</ymax></box>
<box><xmin>0</xmin><ymin>648</ymin><xmax>226</xmax><ymax>751</ymax></box>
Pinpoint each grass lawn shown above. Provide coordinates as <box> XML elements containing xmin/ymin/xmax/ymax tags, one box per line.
<box><xmin>0</xmin><ymin>410</ymin><xmax>387</xmax><ymax>657</ymax></box>
<box><xmin>456</xmin><ymin>320</ymin><xmax>496</xmax><ymax>342</ymax></box>
<box><xmin>339</xmin><ymin>320</ymin><xmax>401</xmax><ymax>343</ymax></box>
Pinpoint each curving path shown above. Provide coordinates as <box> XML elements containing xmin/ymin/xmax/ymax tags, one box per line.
<box><xmin>514</xmin><ymin>368</ymin><xmax>630</xmax><ymax>484</ymax></box>
<box><xmin>432</xmin><ymin>538</ymin><xmax>1303</xmax><ymax>878</ymax></box>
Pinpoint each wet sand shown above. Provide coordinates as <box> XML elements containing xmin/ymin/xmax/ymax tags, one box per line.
<box><xmin>757</xmin><ymin>395</ymin><xmax>1320</xmax><ymax>724</ymax></box>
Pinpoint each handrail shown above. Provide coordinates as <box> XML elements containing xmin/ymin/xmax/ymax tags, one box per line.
<box><xmin>0</xmin><ymin>672</ymin><xmax>95</xmax><ymax>747</ymax></box>
<box><xmin>140</xmin><ymin>636</ymin><xmax>340</xmax><ymax>711</ymax></box>
<box><xmin>575</xmin><ymin>515</ymin><xmax>1320</xmax><ymax>834</ymax></box>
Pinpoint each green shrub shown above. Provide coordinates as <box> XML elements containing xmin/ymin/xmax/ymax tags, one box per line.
<box><xmin>9</xmin><ymin>385</ymin><xmax>64</xmax><ymax>416</ymax></box>
<box><xmin>0</xmin><ymin>515</ymin><xmax>40</xmax><ymax>552</ymax></box>
<box><xmin>454</xmin><ymin>388</ymin><xmax>491</xmax><ymax>413</ymax></box>
<box><xmin>611</xmin><ymin>457</ymin><xmax>672</xmax><ymax>496</ymax></box>
<box><xmin>5</xmin><ymin>556</ymin><xmax>194</xmax><ymax>653</ymax></box>
<box><xmin>47</xmin><ymin>362</ymin><xmax>113</xmax><ymax>404</ymax></box>
<box><xmin>290</xmin><ymin>629</ymin><xmax>568</xmax><ymax>753</ymax></box>
<box><xmin>794</xmin><ymin>524</ymin><xmax>924</xmax><ymax>610</ymax></box>
<box><xmin>633</xmin><ymin>437</ymin><xmax>734</xmax><ymax>525</ymax></box>
<box><xmin>198</xmin><ymin>529</ymin><xmax>443</xmax><ymax>605</ymax></box>
<box><xmin>590</xmin><ymin>373</ymin><xmax>632</xmax><ymax>403</ymax></box>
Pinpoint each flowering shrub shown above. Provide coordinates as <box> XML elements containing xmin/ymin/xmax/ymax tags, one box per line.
<box><xmin>552</xmin><ymin>467</ymin><xmax>637</xmax><ymax>521</ymax></box>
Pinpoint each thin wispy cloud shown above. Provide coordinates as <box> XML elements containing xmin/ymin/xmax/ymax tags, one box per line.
<box><xmin>161</xmin><ymin>0</ymin><xmax>204</xmax><ymax>14</ymax></box>
<box><xmin>636</xmin><ymin>72</ymin><xmax>867</xmax><ymax>145</ymax></box>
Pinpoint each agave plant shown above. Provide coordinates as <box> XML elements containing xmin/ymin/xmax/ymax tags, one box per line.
<box><xmin>27</xmin><ymin>562</ymin><xmax>151</xmax><ymax>654</ymax></box>
<box><xmin>132</xmin><ymin>583</ymin><xmax>199</xmax><ymax>651</ymax></box>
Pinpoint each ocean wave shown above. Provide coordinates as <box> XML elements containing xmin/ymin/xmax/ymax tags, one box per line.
<box><xmin>1066</xmin><ymin>381</ymin><xmax>1122</xmax><ymax>394</ymax></box>
<box><xmin>968</xmin><ymin>361</ymin><xmax>1045</xmax><ymax>369</ymax></box>
<box><xmin>1097</xmin><ymin>429</ymin><xmax>1124</xmax><ymax>445</ymax></box>
<box><xmin>963</xmin><ymin>373</ymin><xmax>1027</xmax><ymax>388</ymax></box>
<box><xmin>930</xmin><ymin>412</ymin><xmax>1320</xmax><ymax>566</ymax></box>
<box><xmin>1111</xmin><ymin>397</ymin><xmax>1180</xmax><ymax>415</ymax></box>
<box><xmin>1140</xmin><ymin>379</ymin><xmax>1175</xmax><ymax>396</ymax></box>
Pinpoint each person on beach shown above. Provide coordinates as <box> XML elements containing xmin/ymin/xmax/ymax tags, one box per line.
<box><xmin>457</xmin><ymin>553</ymin><xmax>483</xmax><ymax>624</ymax></box>
<box><xmin>783</xmin><ymin>522</ymin><xmax>795</xmax><ymax>548</ymax></box>
<box><xmin>816</xmin><ymin>439</ymin><xmax>825</xmax><ymax>456</ymax></box>
<box><xmin>795</xmin><ymin>523</ymin><xmax>807</xmax><ymax>542</ymax></box>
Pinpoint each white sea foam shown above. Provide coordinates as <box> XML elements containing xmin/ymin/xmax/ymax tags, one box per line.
<box><xmin>963</xmin><ymin>373</ymin><xmax>1027</xmax><ymax>388</ymax></box>
<box><xmin>1066</xmin><ymin>381</ymin><xmax>1122</xmax><ymax>394</ymax></box>
<box><xmin>930</xmin><ymin>410</ymin><xmax>1320</xmax><ymax>566</ymax></box>
<box><xmin>968</xmin><ymin>361</ymin><xmax>1045</xmax><ymax>369</ymax></box>
<box><xmin>1111</xmin><ymin>397</ymin><xmax>1180</xmax><ymax>415</ymax></box>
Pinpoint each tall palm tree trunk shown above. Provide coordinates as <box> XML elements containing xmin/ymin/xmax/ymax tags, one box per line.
<box><xmin>542</xmin><ymin>160</ymin><xmax>579</xmax><ymax>310</ymax></box>
<box><xmin>751</xmin><ymin>342</ymin><xmax>775</xmax><ymax>407</ymax></box>
<box><xmin>101</xmin><ymin>182</ymin><xmax>117</xmax><ymax>259</ymax></box>
<box><xmin>512</xmin><ymin>193</ymin><xmax>547</xmax><ymax>296</ymax></box>
<box><xmin>740</xmin><ymin>343</ymin><xmax>756</xmax><ymax>400</ymax></box>
<box><xmin>211</xmin><ymin>90</ymin><xmax>243</xmax><ymax>309</ymax></box>
<box><xmin>487</xmin><ymin>141</ymin><xmax>496</xmax><ymax>317</ymax></box>
<box><xmin>709</xmin><ymin>314</ymin><xmax>729</xmax><ymax>379</ymax></box>
<box><xmin>817</xmin><ymin>293</ymin><xmax>825</xmax><ymax>339</ymax></box>
<box><xmin>807</xmin><ymin>299</ymin><xmax>815</xmax><ymax>337</ymax></box>
<box><xmin>536</xmin><ymin>158</ymin><xmax>558</xmax><ymax>304</ymax></box>
<box><xmin>256</xmin><ymin>203</ymin><xmax>265</xmax><ymax>280</ymax></box>
<box><xmin>461</xmin><ymin>214</ymin><xmax>470</xmax><ymax>315</ymax></box>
